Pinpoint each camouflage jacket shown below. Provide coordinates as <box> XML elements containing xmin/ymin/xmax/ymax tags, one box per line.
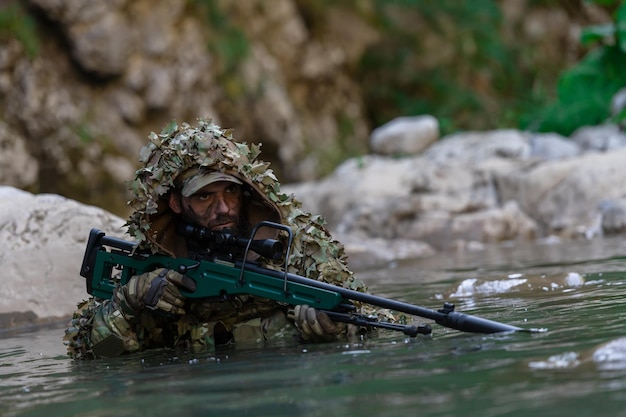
<box><xmin>64</xmin><ymin>119</ymin><xmax>370</xmax><ymax>359</ymax></box>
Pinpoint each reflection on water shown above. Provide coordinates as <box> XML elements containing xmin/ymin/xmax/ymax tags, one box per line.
<box><xmin>2</xmin><ymin>237</ymin><xmax>626</xmax><ymax>417</ymax></box>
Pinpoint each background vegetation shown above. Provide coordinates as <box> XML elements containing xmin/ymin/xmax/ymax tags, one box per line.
<box><xmin>527</xmin><ymin>0</ymin><xmax>626</xmax><ymax>135</ymax></box>
<box><xmin>350</xmin><ymin>0</ymin><xmax>626</xmax><ymax>136</ymax></box>
<box><xmin>4</xmin><ymin>0</ymin><xmax>624</xmax><ymax>139</ymax></box>
<box><xmin>0</xmin><ymin>2</ymin><xmax>39</xmax><ymax>57</ymax></box>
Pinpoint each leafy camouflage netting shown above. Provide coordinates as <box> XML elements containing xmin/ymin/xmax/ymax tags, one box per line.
<box><xmin>125</xmin><ymin>118</ymin><xmax>367</xmax><ymax>291</ymax></box>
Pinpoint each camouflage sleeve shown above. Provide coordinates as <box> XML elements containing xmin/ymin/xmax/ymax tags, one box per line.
<box><xmin>63</xmin><ymin>298</ymin><xmax>141</xmax><ymax>359</ymax></box>
<box><xmin>282</xmin><ymin>210</ymin><xmax>367</xmax><ymax>290</ymax></box>
<box><xmin>277</xmin><ymin>205</ymin><xmax>398</xmax><ymax>323</ymax></box>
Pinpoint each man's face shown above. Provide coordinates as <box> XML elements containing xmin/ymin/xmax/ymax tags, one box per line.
<box><xmin>169</xmin><ymin>181</ymin><xmax>243</xmax><ymax>232</ymax></box>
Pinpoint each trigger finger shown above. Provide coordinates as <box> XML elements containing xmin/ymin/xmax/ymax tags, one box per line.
<box><xmin>180</xmin><ymin>276</ymin><xmax>197</xmax><ymax>292</ymax></box>
<box><xmin>166</xmin><ymin>271</ymin><xmax>197</xmax><ymax>292</ymax></box>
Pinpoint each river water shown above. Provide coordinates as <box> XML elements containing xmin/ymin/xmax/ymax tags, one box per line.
<box><xmin>2</xmin><ymin>237</ymin><xmax>626</xmax><ymax>417</ymax></box>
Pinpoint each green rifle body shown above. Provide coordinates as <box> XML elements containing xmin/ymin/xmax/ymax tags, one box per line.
<box><xmin>87</xmin><ymin>250</ymin><xmax>348</xmax><ymax>309</ymax></box>
<box><xmin>80</xmin><ymin>228</ymin><xmax>526</xmax><ymax>335</ymax></box>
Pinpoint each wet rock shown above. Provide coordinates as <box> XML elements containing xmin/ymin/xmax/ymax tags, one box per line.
<box><xmin>593</xmin><ymin>337</ymin><xmax>626</xmax><ymax>371</ymax></box>
<box><xmin>599</xmin><ymin>198</ymin><xmax>626</xmax><ymax>234</ymax></box>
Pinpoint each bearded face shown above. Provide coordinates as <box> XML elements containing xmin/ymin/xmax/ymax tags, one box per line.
<box><xmin>169</xmin><ymin>182</ymin><xmax>245</xmax><ymax>234</ymax></box>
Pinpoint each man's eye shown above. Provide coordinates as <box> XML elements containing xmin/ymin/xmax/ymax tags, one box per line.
<box><xmin>194</xmin><ymin>192</ymin><xmax>212</xmax><ymax>200</ymax></box>
<box><xmin>226</xmin><ymin>184</ymin><xmax>241</xmax><ymax>194</ymax></box>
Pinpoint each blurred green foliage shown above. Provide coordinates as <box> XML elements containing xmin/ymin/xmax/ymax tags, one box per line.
<box><xmin>190</xmin><ymin>0</ymin><xmax>624</xmax><ymax>139</ymax></box>
<box><xmin>0</xmin><ymin>2</ymin><xmax>39</xmax><ymax>58</ymax></box>
<box><xmin>7</xmin><ymin>0</ymin><xmax>620</xmax><ymax>144</ymax></box>
<box><xmin>356</xmin><ymin>0</ymin><xmax>625</xmax><ymax>137</ymax></box>
<box><xmin>357</xmin><ymin>0</ymin><xmax>557</xmax><ymax>136</ymax></box>
<box><xmin>190</xmin><ymin>0</ymin><xmax>250</xmax><ymax>99</ymax></box>
<box><xmin>526</xmin><ymin>0</ymin><xmax>626</xmax><ymax>135</ymax></box>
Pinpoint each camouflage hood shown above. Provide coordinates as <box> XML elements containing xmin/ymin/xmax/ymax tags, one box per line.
<box><xmin>126</xmin><ymin>118</ymin><xmax>364</xmax><ymax>291</ymax></box>
<box><xmin>126</xmin><ymin>119</ymin><xmax>285</xmax><ymax>257</ymax></box>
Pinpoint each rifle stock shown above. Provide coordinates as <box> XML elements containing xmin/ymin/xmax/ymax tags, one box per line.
<box><xmin>80</xmin><ymin>228</ymin><xmax>530</xmax><ymax>336</ymax></box>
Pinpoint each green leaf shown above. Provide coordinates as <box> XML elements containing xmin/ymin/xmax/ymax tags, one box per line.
<box><xmin>581</xmin><ymin>24</ymin><xmax>615</xmax><ymax>46</ymax></box>
<box><xmin>534</xmin><ymin>44</ymin><xmax>626</xmax><ymax>135</ymax></box>
<box><xmin>161</xmin><ymin>120</ymin><xmax>178</xmax><ymax>137</ymax></box>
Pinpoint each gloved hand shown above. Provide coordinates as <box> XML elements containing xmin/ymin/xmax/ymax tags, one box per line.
<box><xmin>113</xmin><ymin>268</ymin><xmax>197</xmax><ymax>319</ymax></box>
<box><xmin>289</xmin><ymin>304</ymin><xmax>346</xmax><ymax>342</ymax></box>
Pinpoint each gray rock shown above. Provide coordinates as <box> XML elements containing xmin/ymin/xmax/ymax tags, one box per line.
<box><xmin>370</xmin><ymin>115</ymin><xmax>439</xmax><ymax>156</ymax></box>
<box><xmin>496</xmin><ymin>148</ymin><xmax>626</xmax><ymax>238</ymax></box>
<box><xmin>0</xmin><ymin>186</ymin><xmax>125</xmax><ymax>329</ymax></box>
<box><xmin>611</xmin><ymin>87</ymin><xmax>626</xmax><ymax>118</ymax></box>
<box><xmin>424</xmin><ymin>129</ymin><xmax>532</xmax><ymax>165</ymax></box>
<box><xmin>283</xmin><ymin>155</ymin><xmax>418</xmax><ymax>228</ymax></box>
<box><xmin>31</xmin><ymin>0</ymin><xmax>132</xmax><ymax>77</ymax></box>
<box><xmin>334</xmin><ymin>232</ymin><xmax>435</xmax><ymax>270</ymax></box>
<box><xmin>529</xmin><ymin>132</ymin><xmax>581</xmax><ymax>160</ymax></box>
<box><xmin>0</xmin><ymin>121</ymin><xmax>38</xmax><ymax>188</ymax></box>
<box><xmin>599</xmin><ymin>198</ymin><xmax>626</xmax><ymax>234</ymax></box>
<box><xmin>570</xmin><ymin>124</ymin><xmax>626</xmax><ymax>152</ymax></box>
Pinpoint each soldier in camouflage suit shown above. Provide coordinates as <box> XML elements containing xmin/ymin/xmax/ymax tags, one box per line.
<box><xmin>64</xmin><ymin>119</ymin><xmax>375</xmax><ymax>359</ymax></box>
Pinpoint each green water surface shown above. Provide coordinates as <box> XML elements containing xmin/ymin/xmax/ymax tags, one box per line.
<box><xmin>2</xmin><ymin>237</ymin><xmax>626</xmax><ymax>417</ymax></box>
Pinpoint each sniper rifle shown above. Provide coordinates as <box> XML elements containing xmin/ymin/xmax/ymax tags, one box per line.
<box><xmin>79</xmin><ymin>221</ymin><xmax>531</xmax><ymax>337</ymax></box>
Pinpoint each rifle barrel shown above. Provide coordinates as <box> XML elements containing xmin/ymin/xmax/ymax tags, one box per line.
<box><xmin>244</xmin><ymin>263</ymin><xmax>524</xmax><ymax>334</ymax></box>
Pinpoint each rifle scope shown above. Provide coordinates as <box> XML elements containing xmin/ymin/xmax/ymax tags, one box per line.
<box><xmin>176</xmin><ymin>222</ymin><xmax>284</xmax><ymax>260</ymax></box>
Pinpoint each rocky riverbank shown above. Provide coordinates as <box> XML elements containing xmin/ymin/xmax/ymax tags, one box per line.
<box><xmin>3</xmin><ymin>118</ymin><xmax>626</xmax><ymax>331</ymax></box>
<box><xmin>285</xmin><ymin>120</ymin><xmax>626</xmax><ymax>256</ymax></box>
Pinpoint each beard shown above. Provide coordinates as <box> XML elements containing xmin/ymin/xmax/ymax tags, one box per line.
<box><xmin>180</xmin><ymin>203</ymin><xmax>243</xmax><ymax>235</ymax></box>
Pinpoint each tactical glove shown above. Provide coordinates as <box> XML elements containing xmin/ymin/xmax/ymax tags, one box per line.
<box><xmin>290</xmin><ymin>304</ymin><xmax>346</xmax><ymax>342</ymax></box>
<box><xmin>113</xmin><ymin>268</ymin><xmax>197</xmax><ymax>319</ymax></box>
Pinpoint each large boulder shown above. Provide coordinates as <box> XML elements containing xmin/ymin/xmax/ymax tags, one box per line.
<box><xmin>0</xmin><ymin>186</ymin><xmax>125</xmax><ymax>329</ymax></box>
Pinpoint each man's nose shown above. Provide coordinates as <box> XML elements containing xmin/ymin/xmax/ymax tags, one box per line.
<box><xmin>214</xmin><ymin>194</ymin><xmax>230</xmax><ymax>214</ymax></box>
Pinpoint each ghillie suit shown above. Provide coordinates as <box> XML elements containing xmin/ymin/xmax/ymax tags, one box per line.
<box><xmin>64</xmin><ymin>119</ymin><xmax>371</xmax><ymax>359</ymax></box>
